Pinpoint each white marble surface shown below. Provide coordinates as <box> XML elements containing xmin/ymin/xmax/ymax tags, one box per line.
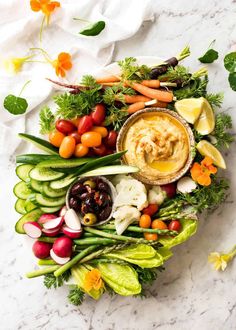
<box><xmin>1</xmin><ymin>0</ymin><xmax>236</xmax><ymax>329</ymax></box>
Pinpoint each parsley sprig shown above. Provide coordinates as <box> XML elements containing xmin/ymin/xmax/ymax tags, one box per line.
<box><xmin>212</xmin><ymin>113</ymin><xmax>234</xmax><ymax>148</ymax></box>
<box><xmin>44</xmin><ymin>270</ymin><xmax>71</xmax><ymax>289</ymax></box>
<box><xmin>39</xmin><ymin>106</ymin><xmax>55</xmax><ymax>134</ymax></box>
<box><xmin>118</xmin><ymin>57</ymin><xmax>151</xmax><ymax>81</ymax></box>
<box><xmin>67</xmin><ymin>286</ymin><xmax>85</xmax><ymax>306</ymax></box>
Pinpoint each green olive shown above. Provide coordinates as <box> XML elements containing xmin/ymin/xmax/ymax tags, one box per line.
<box><xmin>83</xmin><ymin>213</ymin><xmax>97</xmax><ymax>225</ymax></box>
<box><xmin>83</xmin><ymin>180</ymin><xmax>96</xmax><ymax>189</ymax></box>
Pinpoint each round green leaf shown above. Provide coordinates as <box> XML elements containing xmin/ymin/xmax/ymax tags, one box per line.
<box><xmin>3</xmin><ymin>95</ymin><xmax>28</xmax><ymax>115</ymax></box>
<box><xmin>79</xmin><ymin>21</ymin><xmax>106</xmax><ymax>36</ymax></box>
<box><xmin>224</xmin><ymin>52</ymin><xmax>236</xmax><ymax>73</ymax></box>
<box><xmin>198</xmin><ymin>49</ymin><xmax>218</xmax><ymax>63</ymax></box>
<box><xmin>228</xmin><ymin>72</ymin><xmax>236</xmax><ymax>91</ymax></box>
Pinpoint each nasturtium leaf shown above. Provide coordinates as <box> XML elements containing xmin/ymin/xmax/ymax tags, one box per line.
<box><xmin>224</xmin><ymin>52</ymin><xmax>236</xmax><ymax>73</ymax></box>
<box><xmin>79</xmin><ymin>21</ymin><xmax>106</xmax><ymax>36</ymax></box>
<box><xmin>198</xmin><ymin>49</ymin><xmax>218</xmax><ymax>63</ymax></box>
<box><xmin>228</xmin><ymin>72</ymin><xmax>236</xmax><ymax>91</ymax></box>
<box><xmin>3</xmin><ymin>94</ymin><xmax>28</xmax><ymax>115</ymax></box>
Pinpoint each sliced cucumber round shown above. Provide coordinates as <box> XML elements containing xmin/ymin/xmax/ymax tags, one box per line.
<box><xmin>25</xmin><ymin>200</ymin><xmax>37</xmax><ymax>212</ymax></box>
<box><xmin>34</xmin><ymin>193</ymin><xmax>66</xmax><ymax>207</ymax></box>
<box><xmin>30</xmin><ymin>179</ymin><xmax>44</xmax><ymax>193</ymax></box>
<box><xmin>43</xmin><ymin>182</ymin><xmax>68</xmax><ymax>198</ymax></box>
<box><xmin>15</xmin><ymin>199</ymin><xmax>26</xmax><ymax>215</ymax></box>
<box><xmin>29</xmin><ymin>167</ymin><xmax>65</xmax><ymax>182</ymax></box>
<box><xmin>15</xmin><ymin>208</ymin><xmax>43</xmax><ymax>234</ymax></box>
<box><xmin>40</xmin><ymin>205</ymin><xmax>63</xmax><ymax>213</ymax></box>
<box><xmin>15</xmin><ymin>164</ymin><xmax>35</xmax><ymax>182</ymax></box>
<box><xmin>13</xmin><ymin>181</ymin><xmax>33</xmax><ymax>199</ymax></box>
<box><xmin>50</xmin><ymin>174</ymin><xmax>76</xmax><ymax>190</ymax></box>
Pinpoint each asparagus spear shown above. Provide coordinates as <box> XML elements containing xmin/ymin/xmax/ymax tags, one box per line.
<box><xmin>98</xmin><ymin>224</ymin><xmax>178</xmax><ymax>236</ymax></box>
<box><xmin>74</xmin><ymin>237</ymin><xmax>117</xmax><ymax>245</ymax></box>
<box><xmin>26</xmin><ymin>265</ymin><xmax>59</xmax><ymax>278</ymax></box>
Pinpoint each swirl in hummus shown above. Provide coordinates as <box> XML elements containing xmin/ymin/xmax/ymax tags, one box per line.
<box><xmin>123</xmin><ymin>112</ymin><xmax>190</xmax><ymax>182</ymax></box>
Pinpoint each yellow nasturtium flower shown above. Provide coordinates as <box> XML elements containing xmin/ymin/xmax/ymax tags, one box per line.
<box><xmin>208</xmin><ymin>245</ymin><xmax>236</xmax><ymax>271</ymax></box>
<box><xmin>3</xmin><ymin>55</ymin><xmax>34</xmax><ymax>74</ymax></box>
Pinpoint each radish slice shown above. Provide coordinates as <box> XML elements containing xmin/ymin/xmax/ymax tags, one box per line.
<box><xmin>42</xmin><ymin>227</ymin><xmax>61</xmax><ymax>237</ymax></box>
<box><xmin>64</xmin><ymin>209</ymin><xmax>81</xmax><ymax>231</ymax></box>
<box><xmin>43</xmin><ymin>216</ymin><xmax>64</xmax><ymax>230</ymax></box>
<box><xmin>59</xmin><ymin>205</ymin><xmax>68</xmax><ymax>217</ymax></box>
<box><xmin>50</xmin><ymin>249</ymin><xmax>70</xmax><ymax>265</ymax></box>
<box><xmin>38</xmin><ymin>214</ymin><xmax>57</xmax><ymax>225</ymax></box>
<box><xmin>177</xmin><ymin>177</ymin><xmax>197</xmax><ymax>194</ymax></box>
<box><xmin>23</xmin><ymin>222</ymin><xmax>42</xmax><ymax>238</ymax></box>
<box><xmin>62</xmin><ymin>225</ymin><xmax>83</xmax><ymax>239</ymax></box>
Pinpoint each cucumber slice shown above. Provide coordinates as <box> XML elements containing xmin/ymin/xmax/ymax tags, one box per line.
<box><xmin>37</xmin><ymin>158</ymin><xmax>91</xmax><ymax>168</ymax></box>
<box><xmin>40</xmin><ymin>205</ymin><xmax>63</xmax><ymax>213</ymax></box>
<box><xmin>30</xmin><ymin>179</ymin><xmax>44</xmax><ymax>192</ymax></box>
<box><xmin>13</xmin><ymin>181</ymin><xmax>33</xmax><ymax>199</ymax></box>
<box><xmin>80</xmin><ymin>165</ymin><xmax>139</xmax><ymax>177</ymax></box>
<box><xmin>18</xmin><ymin>133</ymin><xmax>59</xmax><ymax>155</ymax></box>
<box><xmin>16</xmin><ymin>154</ymin><xmax>62</xmax><ymax>165</ymax></box>
<box><xmin>34</xmin><ymin>193</ymin><xmax>66</xmax><ymax>207</ymax></box>
<box><xmin>15</xmin><ymin>164</ymin><xmax>34</xmax><ymax>182</ymax></box>
<box><xmin>25</xmin><ymin>200</ymin><xmax>37</xmax><ymax>212</ymax></box>
<box><xmin>29</xmin><ymin>167</ymin><xmax>65</xmax><ymax>182</ymax></box>
<box><xmin>15</xmin><ymin>199</ymin><xmax>26</xmax><ymax>215</ymax></box>
<box><xmin>43</xmin><ymin>182</ymin><xmax>68</xmax><ymax>198</ymax></box>
<box><xmin>50</xmin><ymin>174</ymin><xmax>76</xmax><ymax>190</ymax></box>
<box><xmin>15</xmin><ymin>208</ymin><xmax>43</xmax><ymax>234</ymax></box>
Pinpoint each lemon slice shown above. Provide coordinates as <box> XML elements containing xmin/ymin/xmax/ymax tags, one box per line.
<box><xmin>175</xmin><ymin>97</ymin><xmax>204</xmax><ymax>124</ymax></box>
<box><xmin>194</xmin><ymin>98</ymin><xmax>215</xmax><ymax>135</ymax></box>
<box><xmin>196</xmin><ymin>140</ymin><xmax>226</xmax><ymax>169</ymax></box>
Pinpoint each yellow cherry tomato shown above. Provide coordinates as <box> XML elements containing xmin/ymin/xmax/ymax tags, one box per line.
<box><xmin>81</xmin><ymin>131</ymin><xmax>102</xmax><ymax>148</ymax></box>
<box><xmin>74</xmin><ymin>143</ymin><xmax>89</xmax><ymax>157</ymax></box>
<box><xmin>151</xmin><ymin>219</ymin><xmax>168</xmax><ymax>230</ymax></box>
<box><xmin>59</xmin><ymin>136</ymin><xmax>76</xmax><ymax>158</ymax></box>
<box><xmin>91</xmin><ymin>126</ymin><xmax>108</xmax><ymax>138</ymax></box>
<box><xmin>144</xmin><ymin>232</ymin><xmax>158</xmax><ymax>241</ymax></box>
<box><xmin>139</xmin><ymin>214</ymin><xmax>151</xmax><ymax>228</ymax></box>
<box><xmin>49</xmin><ymin>130</ymin><xmax>65</xmax><ymax>147</ymax></box>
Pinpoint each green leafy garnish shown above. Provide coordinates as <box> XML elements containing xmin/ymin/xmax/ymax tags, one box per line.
<box><xmin>228</xmin><ymin>72</ymin><xmax>236</xmax><ymax>91</ymax></box>
<box><xmin>39</xmin><ymin>106</ymin><xmax>55</xmax><ymax>134</ymax></box>
<box><xmin>44</xmin><ymin>270</ymin><xmax>71</xmax><ymax>289</ymax></box>
<box><xmin>118</xmin><ymin>57</ymin><xmax>151</xmax><ymax>81</ymax></box>
<box><xmin>224</xmin><ymin>52</ymin><xmax>236</xmax><ymax>72</ymax></box>
<box><xmin>174</xmin><ymin>75</ymin><xmax>208</xmax><ymax>99</ymax></box>
<box><xmin>205</xmin><ymin>92</ymin><xmax>224</xmax><ymax>108</ymax></box>
<box><xmin>212</xmin><ymin>113</ymin><xmax>234</xmax><ymax>148</ymax></box>
<box><xmin>104</xmin><ymin>105</ymin><xmax>128</xmax><ymax>131</ymax></box>
<box><xmin>67</xmin><ymin>286</ymin><xmax>85</xmax><ymax>306</ymax></box>
<box><xmin>76</xmin><ymin>20</ymin><xmax>106</xmax><ymax>36</ymax></box>
<box><xmin>103</xmin><ymin>84</ymin><xmax>135</xmax><ymax>105</ymax></box>
<box><xmin>4</xmin><ymin>95</ymin><xmax>28</xmax><ymax>115</ymax></box>
<box><xmin>159</xmin><ymin>65</ymin><xmax>191</xmax><ymax>85</ymax></box>
<box><xmin>198</xmin><ymin>49</ymin><xmax>218</xmax><ymax>63</ymax></box>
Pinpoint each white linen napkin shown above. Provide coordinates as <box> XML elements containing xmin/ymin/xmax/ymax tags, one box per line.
<box><xmin>0</xmin><ymin>0</ymin><xmax>154</xmax><ymax>156</ymax></box>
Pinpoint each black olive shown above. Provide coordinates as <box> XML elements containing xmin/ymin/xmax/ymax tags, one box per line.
<box><xmin>69</xmin><ymin>197</ymin><xmax>80</xmax><ymax>210</ymax></box>
<box><xmin>98</xmin><ymin>206</ymin><xmax>112</xmax><ymax>221</ymax></box>
<box><xmin>99</xmin><ymin>192</ymin><xmax>111</xmax><ymax>207</ymax></box>
<box><xmin>80</xmin><ymin>192</ymin><xmax>94</xmax><ymax>201</ymax></box>
<box><xmin>81</xmin><ymin>202</ymin><xmax>93</xmax><ymax>215</ymax></box>
<box><xmin>97</xmin><ymin>181</ymin><xmax>110</xmax><ymax>192</ymax></box>
<box><xmin>71</xmin><ymin>182</ymin><xmax>86</xmax><ymax>195</ymax></box>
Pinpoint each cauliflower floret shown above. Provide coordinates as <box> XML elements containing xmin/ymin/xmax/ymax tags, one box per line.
<box><xmin>113</xmin><ymin>205</ymin><xmax>141</xmax><ymax>235</ymax></box>
<box><xmin>111</xmin><ymin>174</ymin><xmax>133</xmax><ymax>186</ymax></box>
<box><xmin>148</xmin><ymin>185</ymin><xmax>166</xmax><ymax>205</ymax></box>
<box><xmin>114</xmin><ymin>176</ymin><xmax>148</xmax><ymax>211</ymax></box>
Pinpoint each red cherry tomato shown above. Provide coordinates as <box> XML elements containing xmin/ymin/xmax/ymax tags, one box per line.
<box><xmin>91</xmin><ymin>104</ymin><xmax>106</xmax><ymax>125</ymax></box>
<box><xmin>142</xmin><ymin>204</ymin><xmax>159</xmax><ymax>216</ymax></box>
<box><xmin>93</xmin><ymin>144</ymin><xmax>107</xmax><ymax>156</ymax></box>
<box><xmin>78</xmin><ymin>115</ymin><xmax>93</xmax><ymax>135</ymax></box>
<box><xmin>104</xmin><ymin>130</ymin><xmax>118</xmax><ymax>148</ymax></box>
<box><xmin>168</xmin><ymin>220</ymin><xmax>181</xmax><ymax>232</ymax></box>
<box><xmin>69</xmin><ymin>131</ymin><xmax>81</xmax><ymax>144</ymax></box>
<box><xmin>56</xmin><ymin>119</ymin><xmax>76</xmax><ymax>134</ymax></box>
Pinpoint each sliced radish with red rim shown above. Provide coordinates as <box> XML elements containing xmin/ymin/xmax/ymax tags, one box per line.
<box><xmin>23</xmin><ymin>222</ymin><xmax>42</xmax><ymax>238</ymax></box>
<box><xmin>43</xmin><ymin>216</ymin><xmax>64</xmax><ymax>230</ymax></box>
<box><xmin>42</xmin><ymin>227</ymin><xmax>61</xmax><ymax>237</ymax></box>
<box><xmin>62</xmin><ymin>225</ymin><xmax>83</xmax><ymax>239</ymax></box>
<box><xmin>38</xmin><ymin>213</ymin><xmax>57</xmax><ymax>225</ymax></box>
<box><xmin>64</xmin><ymin>209</ymin><xmax>81</xmax><ymax>231</ymax></box>
<box><xmin>59</xmin><ymin>206</ymin><xmax>68</xmax><ymax>217</ymax></box>
<box><xmin>50</xmin><ymin>249</ymin><xmax>70</xmax><ymax>265</ymax></box>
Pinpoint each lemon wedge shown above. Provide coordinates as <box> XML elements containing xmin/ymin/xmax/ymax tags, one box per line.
<box><xmin>175</xmin><ymin>97</ymin><xmax>204</xmax><ymax>124</ymax></box>
<box><xmin>194</xmin><ymin>98</ymin><xmax>215</xmax><ymax>135</ymax></box>
<box><xmin>196</xmin><ymin>140</ymin><xmax>226</xmax><ymax>169</ymax></box>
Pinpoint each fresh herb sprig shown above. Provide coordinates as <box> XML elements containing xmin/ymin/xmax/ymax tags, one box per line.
<box><xmin>44</xmin><ymin>270</ymin><xmax>71</xmax><ymax>289</ymax></box>
<box><xmin>118</xmin><ymin>57</ymin><xmax>151</xmax><ymax>81</ymax></box>
<box><xmin>67</xmin><ymin>286</ymin><xmax>85</xmax><ymax>306</ymax></box>
<box><xmin>198</xmin><ymin>40</ymin><xmax>218</xmax><ymax>64</ymax></box>
<box><xmin>39</xmin><ymin>106</ymin><xmax>55</xmax><ymax>134</ymax></box>
<box><xmin>212</xmin><ymin>113</ymin><xmax>234</xmax><ymax>148</ymax></box>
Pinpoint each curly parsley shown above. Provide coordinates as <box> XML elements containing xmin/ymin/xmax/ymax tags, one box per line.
<box><xmin>39</xmin><ymin>106</ymin><xmax>55</xmax><ymax>134</ymax></box>
<box><xmin>212</xmin><ymin>113</ymin><xmax>234</xmax><ymax>148</ymax></box>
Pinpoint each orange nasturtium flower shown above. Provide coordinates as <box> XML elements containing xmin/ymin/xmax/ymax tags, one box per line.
<box><xmin>52</xmin><ymin>52</ymin><xmax>72</xmax><ymax>77</ymax></box>
<box><xmin>84</xmin><ymin>269</ymin><xmax>104</xmax><ymax>292</ymax></box>
<box><xmin>190</xmin><ymin>156</ymin><xmax>217</xmax><ymax>186</ymax></box>
<box><xmin>30</xmin><ymin>0</ymin><xmax>60</xmax><ymax>23</ymax></box>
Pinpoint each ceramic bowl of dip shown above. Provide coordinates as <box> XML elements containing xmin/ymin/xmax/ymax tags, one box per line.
<box><xmin>116</xmin><ymin>107</ymin><xmax>195</xmax><ymax>185</ymax></box>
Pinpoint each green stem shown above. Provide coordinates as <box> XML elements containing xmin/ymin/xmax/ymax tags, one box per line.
<box><xmin>192</xmin><ymin>67</ymin><xmax>208</xmax><ymax>79</ymax></box>
<box><xmin>84</xmin><ymin>227</ymin><xmax>154</xmax><ymax>243</ymax></box>
<box><xmin>177</xmin><ymin>45</ymin><xmax>191</xmax><ymax>61</ymax></box>
<box><xmin>39</xmin><ymin>15</ymin><xmax>46</xmax><ymax>44</ymax></box>
<box><xmin>74</xmin><ymin>237</ymin><xmax>117</xmax><ymax>245</ymax></box>
<box><xmin>18</xmin><ymin>80</ymin><xmax>31</xmax><ymax>97</ymax></box>
<box><xmin>98</xmin><ymin>224</ymin><xmax>178</xmax><ymax>236</ymax></box>
<box><xmin>30</xmin><ymin>47</ymin><xmax>52</xmax><ymax>63</ymax></box>
<box><xmin>38</xmin><ymin>237</ymin><xmax>57</xmax><ymax>243</ymax></box>
<box><xmin>26</xmin><ymin>265</ymin><xmax>59</xmax><ymax>278</ymax></box>
<box><xmin>73</xmin><ymin>17</ymin><xmax>90</xmax><ymax>23</ymax></box>
<box><xmin>54</xmin><ymin>245</ymin><xmax>97</xmax><ymax>277</ymax></box>
<box><xmin>38</xmin><ymin>259</ymin><xmax>57</xmax><ymax>266</ymax></box>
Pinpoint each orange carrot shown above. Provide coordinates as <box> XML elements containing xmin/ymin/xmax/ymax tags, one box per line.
<box><xmin>118</xmin><ymin>95</ymin><xmax>151</xmax><ymax>103</ymax></box>
<box><xmin>127</xmin><ymin>102</ymin><xmax>146</xmax><ymax>114</ymax></box>
<box><xmin>96</xmin><ymin>76</ymin><xmax>120</xmax><ymax>84</ymax></box>
<box><xmin>126</xmin><ymin>81</ymin><xmax>173</xmax><ymax>103</ymax></box>
<box><xmin>141</xmin><ymin>80</ymin><xmax>160</xmax><ymax>88</ymax></box>
<box><xmin>152</xmin><ymin>100</ymin><xmax>168</xmax><ymax>108</ymax></box>
<box><xmin>100</xmin><ymin>82</ymin><xmax>120</xmax><ymax>86</ymax></box>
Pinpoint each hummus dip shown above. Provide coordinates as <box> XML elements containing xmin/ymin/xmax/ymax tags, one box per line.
<box><xmin>122</xmin><ymin>111</ymin><xmax>191</xmax><ymax>183</ymax></box>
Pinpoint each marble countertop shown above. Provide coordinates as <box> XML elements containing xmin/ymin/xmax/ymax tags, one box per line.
<box><xmin>1</xmin><ymin>0</ymin><xmax>236</xmax><ymax>329</ymax></box>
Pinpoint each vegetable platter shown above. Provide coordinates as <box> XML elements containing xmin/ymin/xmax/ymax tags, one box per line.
<box><xmin>13</xmin><ymin>48</ymin><xmax>233</xmax><ymax>306</ymax></box>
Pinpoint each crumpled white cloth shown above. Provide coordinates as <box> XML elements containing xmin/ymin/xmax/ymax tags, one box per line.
<box><xmin>0</xmin><ymin>0</ymin><xmax>154</xmax><ymax>155</ymax></box>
